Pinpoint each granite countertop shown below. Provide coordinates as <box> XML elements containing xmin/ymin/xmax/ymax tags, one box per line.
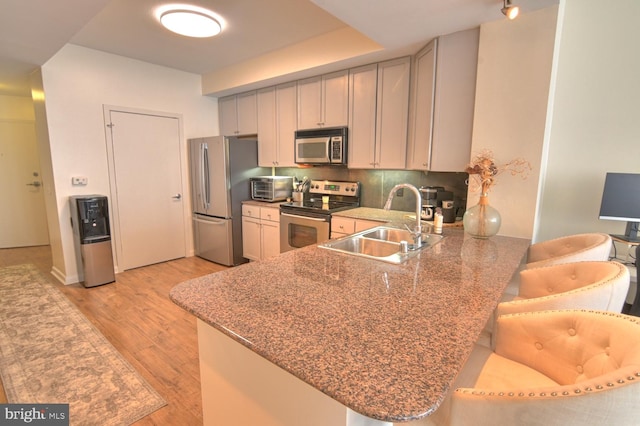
<box><xmin>170</xmin><ymin>228</ymin><xmax>530</xmax><ymax>422</ymax></box>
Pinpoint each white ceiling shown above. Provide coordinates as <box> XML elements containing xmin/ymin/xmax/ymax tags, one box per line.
<box><xmin>0</xmin><ymin>0</ymin><xmax>558</xmax><ymax>97</ymax></box>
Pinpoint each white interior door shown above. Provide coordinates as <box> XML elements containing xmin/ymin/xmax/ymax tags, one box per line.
<box><xmin>106</xmin><ymin>109</ymin><xmax>186</xmax><ymax>271</ymax></box>
<box><xmin>0</xmin><ymin>120</ymin><xmax>49</xmax><ymax>248</ymax></box>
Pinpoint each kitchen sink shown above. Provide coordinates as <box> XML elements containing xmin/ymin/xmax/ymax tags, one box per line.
<box><xmin>318</xmin><ymin>226</ymin><xmax>443</xmax><ymax>264</ymax></box>
<box><xmin>361</xmin><ymin>228</ymin><xmax>415</xmax><ymax>243</ymax></box>
<box><xmin>321</xmin><ymin>236</ymin><xmax>401</xmax><ymax>258</ymax></box>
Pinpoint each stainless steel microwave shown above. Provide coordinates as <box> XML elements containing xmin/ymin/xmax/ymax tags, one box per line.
<box><xmin>294</xmin><ymin>127</ymin><xmax>347</xmax><ymax>165</ymax></box>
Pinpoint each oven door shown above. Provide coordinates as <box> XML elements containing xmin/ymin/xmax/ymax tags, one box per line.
<box><xmin>280</xmin><ymin>212</ymin><xmax>330</xmax><ymax>253</ymax></box>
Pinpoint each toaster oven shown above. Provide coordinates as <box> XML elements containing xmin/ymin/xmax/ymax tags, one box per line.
<box><xmin>250</xmin><ymin>176</ymin><xmax>293</xmax><ymax>202</ymax></box>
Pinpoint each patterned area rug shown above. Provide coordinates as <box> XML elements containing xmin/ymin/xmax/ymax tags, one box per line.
<box><xmin>0</xmin><ymin>264</ymin><xmax>166</xmax><ymax>425</ymax></box>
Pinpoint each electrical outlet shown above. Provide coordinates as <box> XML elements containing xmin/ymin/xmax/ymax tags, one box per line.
<box><xmin>72</xmin><ymin>176</ymin><xmax>88</xmax><ymax>186</ymax></box>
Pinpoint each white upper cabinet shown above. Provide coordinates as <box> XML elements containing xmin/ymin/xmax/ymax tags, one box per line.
<box><xmin>348</xmin><ymin>64</ymin><xmax>378</xmax><ymax>169</ymax></box>
<box><xmin>407</xmin><ymin>28</ymin><xmax>479</xmax><ymax>171</ymax></box>
<box><xmin>348</xmin><ymin>57</ymin><xmax>411</xmax><ymax>169</ymax></box>
<box><xmin>257</xmin><ymin>88</ymin><xmax>277</xmax><ymax>166</ymax></box>
<box><xmin>219</xmin><ymin>91</ymin><xmax>258</xmax><ymax>136</ymax></box>
<box><xmin>257</xmin><ymin>82</ymin><xmax>297</xmax><ymax>167</ymax></box>
<box><xmin>297</xmin><ymin>70</ymin><xmax>349</xmax><ymax>130</ymax></box>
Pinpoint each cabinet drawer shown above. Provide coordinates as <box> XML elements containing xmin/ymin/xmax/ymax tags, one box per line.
<box><xmin>242</xmin><ymin>204</ymin><xmax>260</xmax><ymax>219</ymax></box>
<box><xmin>331</xmin><ymin>217</ymin><xmax>355</xmax><ymax>235</ymax></box>
<box><xmin>260</xmin><ymin>207</ymin><xmax>279</xmax><ymax>222</ymax></box>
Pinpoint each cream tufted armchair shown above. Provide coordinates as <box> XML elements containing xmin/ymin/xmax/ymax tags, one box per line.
<box><xmin>477</xmin><ymin>260</ymin><xmax>630</xmax><ymax>349</ymax></box>
<box><xmin>433</xmin><ymin>310</ymin><xmax>640</xmax><ymax>426</ymax></box>
<box><xmin>496</xmin><ymin>261</ymin><xmax>630</xmax><ymax>318</ymax></box>
<box><xmin>526</xmin><ymin>233</ymin><xmax>612</xmax><ymax>269</ymax></box>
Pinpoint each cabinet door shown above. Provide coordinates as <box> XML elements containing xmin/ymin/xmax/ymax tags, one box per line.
<box><xmin>376</xmin><ymin>57</ymin><xmax>410</xmax><ymax>169</ymax></box>
<box><xmin>430</xmin><ymin>28</ymin><xmax>478</xmax><ymax>172</ymax></box>
<box><xmin>242</xmin><ymin>216</ymin><xmax>261</xmax><ymax>261</ymax></box>
<box><xmin>219</xmin><ymin>95</ymin><xmax>237</xmax><ymax>136</ymax></box>
<box><xmin>257</xmin><ymin>87</ymin><xmax>278</xmax><ymax>167</ymax></box>
<box><xmin>261</xmin><ymin>221</ymin><xmax>280</xmax><ymax>259</ymax></box>
<box><xmin>322</xmin><ymin>70</ymin><xmax>349</xmax><ymax>128</ymax></box>
<box><xmin>407</xmin><ymin>40</ymin><xmax>436</xmax><ymax>170</ymax></box>
<box><xmin>297</xmin><ymin>76</ymin><xmax>322</xmax><ymax>130</ymax></box>
<box><xmin>236</xmin><ymin>91</ymin><xmax>257</xmax><ymax>135</ymax></box>
<box><xmin>276</xmin><ymin>81</ymin><xmax>297</xmax><ymax>167</ymax></box>
<box><xmin>348</xmin><ymin>64</ymin><xmax>378</xmax><ymax>169</ymax></box>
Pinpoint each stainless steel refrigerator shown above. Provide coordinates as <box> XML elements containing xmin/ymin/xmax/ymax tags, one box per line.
<box><xmin>189</xmin><ymin>136</ymin><xmax>266</xmax><ymax>266</ymax></box>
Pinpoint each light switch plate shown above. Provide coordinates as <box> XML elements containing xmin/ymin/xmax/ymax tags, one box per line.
<box><xmin>72</xmin><ymin>176</ymin><xmax>88</xmax><ymax>185</ymax></box>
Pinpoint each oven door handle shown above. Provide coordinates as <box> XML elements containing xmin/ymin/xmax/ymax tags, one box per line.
<box><xmin>281</xmin><ymin>213</ymin><xmax>329</xmax><ymax>222</ymax></box>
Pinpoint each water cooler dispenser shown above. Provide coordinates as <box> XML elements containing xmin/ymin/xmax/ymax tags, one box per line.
<box><xmin>70</xmin><ymin>195</ymin><xmax>115</xmax><ymax>287</ymax></box>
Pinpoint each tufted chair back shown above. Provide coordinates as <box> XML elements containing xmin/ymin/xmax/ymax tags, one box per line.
<box><xmin>445</xmin><ymin>310</ymin><xmax>640</xmax><ymax>426</ymax></box>
<box><xmin>526</xmin><ymin>233</ymin><xmax>611</xmax><ymax>269</ymax></box>
<box><xmin>496</xmin><ymin>261</ymin><xmax>630</xmax><ymax>318</ymax></box>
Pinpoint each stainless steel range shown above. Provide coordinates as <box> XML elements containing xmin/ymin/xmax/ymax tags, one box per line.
<box><xmin>280</xmin><ymin>180</ymin><xmax>361</xmax><ymax>252</ymax></box>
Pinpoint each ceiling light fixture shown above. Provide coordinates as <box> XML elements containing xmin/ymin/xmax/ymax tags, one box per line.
<box><xmin>501</xmin><ymin>0</ymin><xmax>520</xmax><ymax>20</ymax></box>
<box><xmin>159</xmin><ymin>8</ymin><xmax>222</xmax><ymax>38</ymax></box>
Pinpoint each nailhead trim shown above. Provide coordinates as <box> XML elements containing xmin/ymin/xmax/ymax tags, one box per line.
<box><xmin>456</xmin><ymin>372</ymin><xmax>640</xmax><ymax>398</ymax></box>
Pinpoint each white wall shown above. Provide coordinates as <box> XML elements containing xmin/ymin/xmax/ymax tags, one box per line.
<box><xmin>470</xmin><ymin>6</ymin><xmax>558</xmax><ymax>239</ymax></box>
<box><xmin>535</xmin><ymin>0</ymin><xmax>640</xmax><ymax>242</ymax></box>
<box><xmin>40</xmin><ymin>44</ymin><xmax>219</xmax><ymax>283</ymax></box>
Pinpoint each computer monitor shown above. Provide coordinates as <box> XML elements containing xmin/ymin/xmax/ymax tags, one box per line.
<box><xmin>599</xmin><ymin>172</ymin><xmax>640</xmax><ymax>242</ymax></box>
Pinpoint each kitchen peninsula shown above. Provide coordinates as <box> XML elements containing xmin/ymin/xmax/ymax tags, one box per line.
<box><xmin>170</xmin><ymin>228</ymin><xmax>530</xmax><ymax>425</ymax></box>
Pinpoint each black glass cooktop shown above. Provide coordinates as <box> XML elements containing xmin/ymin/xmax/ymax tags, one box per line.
<box><xmin>280</xmin><ymin>198</ymin><xmax>359</xmax><ymax>215</ymax></box>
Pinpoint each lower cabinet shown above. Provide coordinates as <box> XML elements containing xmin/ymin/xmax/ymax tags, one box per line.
<box><xmin>331</xmin><ymin>217</ymin><xmax>381</xmax><ymax>239</ymax></box>
<box><xmin>242</xmin><ymin>205</ymin><xmax>281</xmax><ymax>261</ymax></box>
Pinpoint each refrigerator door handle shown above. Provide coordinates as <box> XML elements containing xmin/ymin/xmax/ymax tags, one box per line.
<box><xmin>201</xmin><ymin>143</ymin><xmax>211</xmax><ymax>210</ymax></box>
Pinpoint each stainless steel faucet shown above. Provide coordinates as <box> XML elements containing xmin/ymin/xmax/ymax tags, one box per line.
<box><xmin>384</xmin><ymin>183</ymin><xmax>423</xmax><ymax>249</ymax></box>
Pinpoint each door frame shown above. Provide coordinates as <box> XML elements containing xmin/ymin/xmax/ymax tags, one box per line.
<box><xmin>103</xmin><ymin>105</ymin><xmax>193</xmax><ymax>272</ymax></box>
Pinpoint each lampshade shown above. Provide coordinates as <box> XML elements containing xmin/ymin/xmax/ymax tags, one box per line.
<box><xmin>160</xmin><ymin>9</ymin><xmax>221</xmax><ymax>38</ymax></box>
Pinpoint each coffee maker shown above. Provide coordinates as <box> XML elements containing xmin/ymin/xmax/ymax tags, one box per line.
<box><xmin>419</xmin><ymin>186</ymin><xmax>443</xmax><ymax>221</ymax></box>
<box><xmin>419</xmin><ymin>186</ymin><xmax>456</xmax><ymax>223</ymax></box>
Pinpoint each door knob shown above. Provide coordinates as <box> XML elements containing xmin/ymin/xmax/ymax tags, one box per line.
<box><xmin>26</xmin><ymin>181</ymin><xmax>42</xmax><ymax>187</ymax></box>
<box><xmin>172</xmin><ymin>194</ymin><xmax>182</xmax><ymax>200</ymax></box>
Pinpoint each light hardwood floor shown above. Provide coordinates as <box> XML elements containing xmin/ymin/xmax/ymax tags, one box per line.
<box><xmin>0</xmin><ymin>245</ymin><xmax>227</xmax><ymax>425</ymax></box>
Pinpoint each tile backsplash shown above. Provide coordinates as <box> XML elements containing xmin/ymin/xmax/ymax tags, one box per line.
<box><xmin>276</xmin><ymin>167</ymin><xmax>469</xmax><ymax>216</ymax></box>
